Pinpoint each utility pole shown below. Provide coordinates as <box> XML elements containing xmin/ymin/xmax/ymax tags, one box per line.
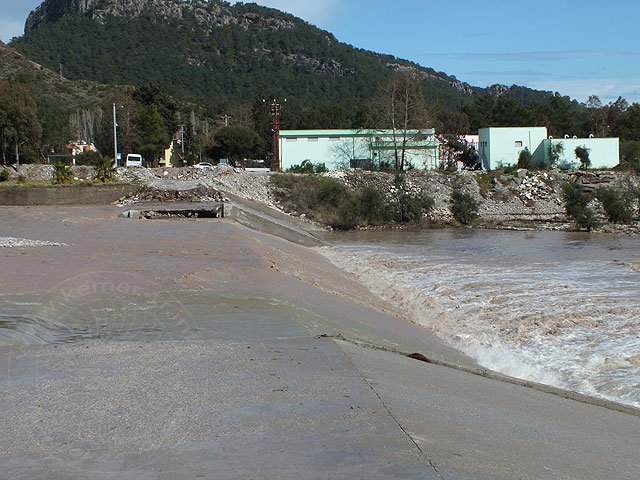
<box><xmin>265</xmin><ymin>99</ymin><xmax>285</xmax><ymax>172</ymax></box>
<box><xmin>113</xmin><ymin>103</ymin><xmax>118</xmax><ymax>167</ymax></box>
<box><xmin>177</xmin><ymin>125</ymin><xmax>185</xmax><ymax>154</ymax></box>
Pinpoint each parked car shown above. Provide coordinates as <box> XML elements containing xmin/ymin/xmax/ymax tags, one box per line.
<box><xmin>125</xmin><ymin>153</ymin><xmax>143</xmax><ymax>167</ymax></box>
<box><xmin>194</xmin><ymin>162</ymin><xmax>214</xmax><ymax>170</ymax></box>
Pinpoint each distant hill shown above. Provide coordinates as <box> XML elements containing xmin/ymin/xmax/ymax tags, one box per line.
<box><xmin>11</xmin><ymin>0</ymin><xmax>555</xmax><ymax>117</ymax></box>
<box><xmin>0</xmin><ymin>39</ymin><xmax>112</xmax><ymax>108</ymax></box>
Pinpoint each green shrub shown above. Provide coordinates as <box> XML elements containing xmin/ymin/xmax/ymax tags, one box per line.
<box><xmin>517</xmin><ymin>148</ymin><xmax>534</xmax><ymax>169</ymax></box>
<box><xmin>270</xmin><ymin>174</ymin><xmax>432</xmax><ymax>229</ymax></box>
<box><xmin>396</xmin><ymin>192</ymin><xmax>434</xmax><ymax>224</ymax></box>
<box><xmin>52</xmin><ymin>163</ymin><xmax>74</xmax><ymax>185</ymax></box>
<box><xmin>270</xmin><ymin>174</ymin><xmax>352</xmax><ymax>226</ymax></box>
<box><xmin>287</xmin><ymin>160</ymin><xmax>328</xmax><ymax>174</ymax></box>
<box><xmin>0</xmin><ymin>169</ymin><xmax>10</xmax><ymax>182</ymax></box>
<box><xmin>476</xmin><ymin>172</ymin><xmax>494</xmax><ymax>196</ymax></box>
<box><xmin>596</xmin><ymin>187</ymin><xmax>634</xmax><ymax>224</ymax></box>
<box><xmin>450</xmin><ymin>189</ymin><xmax>479</xmax><ymax>225</ymax></box>
<box><xmin>575</xmin><ymin>145</ymin><xmax>591</xmax><ymax>170</ymax></box>
<box><xmin>357</xmin><ymin>187</ymin><xmax>394</xmax><ymax>225</ymax></box>
<box><xmin>92</xmin><ymin>155</ymin><xmax>117</xmax><ymax>183</ymax></box>
<box><xmin>561</xmin><ymin>183</ymin><xmax>598</xmax><ymax>231</ymax></box>
<box><xmin>16</xmin><ymin>175</ymin><xmax>27</xmax><ymax>184</ymax></box>
<box><xmin>75</xmin><ymin>150</ymin><xmax>103</xmax><ymax>166</ymax></box>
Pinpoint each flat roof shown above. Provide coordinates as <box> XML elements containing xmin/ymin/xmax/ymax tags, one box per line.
<box><xmin>280</xmin><ymin>129</ymin><xmax>436</xmax><ymax>138</ymax></box>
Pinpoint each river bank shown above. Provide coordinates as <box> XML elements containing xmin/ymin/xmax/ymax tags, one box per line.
<box><xmin>3</xmin><ymin>164</ymin><xmax>639</xmax><ymax>232</ymax></box>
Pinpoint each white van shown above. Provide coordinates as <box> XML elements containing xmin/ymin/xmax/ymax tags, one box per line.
<box><xmin>125</xmin><ymin>153</ymin><xmax>143</xmax><ymax>167</ymax></box>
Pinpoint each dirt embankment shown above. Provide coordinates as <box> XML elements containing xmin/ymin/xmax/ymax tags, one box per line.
<box><xmin>5</xmin><ymin>164</ymin><xmax>640</xmax><ymax>232</ymax></box>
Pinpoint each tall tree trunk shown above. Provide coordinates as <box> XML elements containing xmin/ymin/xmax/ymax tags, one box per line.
<box><xmin>15</xmin><ymin>143</ymin><xmax>19</xmax><ymax>166</ymax></box>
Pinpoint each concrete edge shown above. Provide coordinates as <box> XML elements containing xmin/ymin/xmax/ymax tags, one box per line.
<box><xmin>225</xmin><ymin>202</ymin><xmax>326</xmax><ymax>247</ymax></box>
<box><xmin>222</xmin><ymin>191</ymin><xmax>326</xmax><ymax>232</ymax></box>
<box><xmin>323</xmin><ymin>334</ymin><xmax>640</xmax><ymax>418</ymax></box>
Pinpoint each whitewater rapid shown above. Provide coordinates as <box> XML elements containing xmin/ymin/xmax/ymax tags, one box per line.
<box><xmin>318</xmin><ymin>229</ymin><xmax>640</xmax><ymax>408</ymax></box>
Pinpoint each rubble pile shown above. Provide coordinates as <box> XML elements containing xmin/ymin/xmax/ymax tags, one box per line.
<box><xmin>9</xmin><ymin>164</ymin><xmax>54</xmax><ymax>181</ymax></box>
<box><xmin>117</xmin><ymin>184</ymin><xmax>226</xmax><ymax>205</ymax></box>
<box><xmin>210</xmin><ymin>170</ymin><xmax>276</xmax><ymax>206</ymax></box>
<box><xmin>5</xmin><ymin>165</ymin><xmax>96</xmax><ymax>182</ymax></box>
<box><xmin>115</xmin><ymin>165</ymin><xmax>277</xmax><ymax>207</ymax></box>
<box><xmin>8</xmin><ymin>163</ymin><xmax>639</xmax><ymax>231</ymax></box>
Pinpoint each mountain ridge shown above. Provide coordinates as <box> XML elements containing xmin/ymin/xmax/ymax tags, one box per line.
<box><xmin>12</xmin><ymin>0</ymin><xmax>555</xmax><ymax>118</ymax></box>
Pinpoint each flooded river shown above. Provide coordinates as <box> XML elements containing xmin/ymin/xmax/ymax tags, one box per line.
<box><xmin>317</xmin><ymin>229</ymin><xmax>640</xmax><ymax>408</ymax></box>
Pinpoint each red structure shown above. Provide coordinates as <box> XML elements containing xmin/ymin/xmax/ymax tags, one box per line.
<box><xmin>267</xmin><ymin>99</ymin><xmax>284</xmax><ymax>172</ymax></box>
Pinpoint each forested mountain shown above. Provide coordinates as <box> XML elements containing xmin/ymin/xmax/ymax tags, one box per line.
<box><xmin>5</xmin><ymin>0</ymin><xmax>640</xmax><ymax>168</ymax></box>
<box><xmin>11</xmin><ymin>0</ymin><xmax>553</xmax><ymax>118</ymax></box>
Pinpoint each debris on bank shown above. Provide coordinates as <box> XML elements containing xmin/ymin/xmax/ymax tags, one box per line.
<box><xmin>8</xmin><ymin>164</ymin><xmax>640</xmax><ymax>232</ymax></box>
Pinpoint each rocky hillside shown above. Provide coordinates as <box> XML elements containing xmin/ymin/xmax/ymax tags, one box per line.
<box><xmin>12</xmin><ymin>0</ymin><xmax>554</xmax><ymax>114</ymax></box>
<box><xmin>0</xmin><ymin>39</ymin><xmax>113</xmax><ymax>107</ymax></box>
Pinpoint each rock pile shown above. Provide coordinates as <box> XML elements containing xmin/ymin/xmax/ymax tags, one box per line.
<box><xmin>116</xmin><ymin>184</ymin><xmax>226</xmax><ymax>205</ymax></box>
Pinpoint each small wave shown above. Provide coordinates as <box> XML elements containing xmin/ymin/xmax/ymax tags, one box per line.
<box><xmin>318</xmin><ymin>235</ymin><xmax>640</xmax><ymax>409</ymax></box>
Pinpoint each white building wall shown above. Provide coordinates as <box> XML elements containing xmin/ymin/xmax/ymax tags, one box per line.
<box><xmin>478</xmin><ymin>127</ymin><xmax>548</xmax><ymax>169</ymax></box>
<box><xmin>539</xmin><ymin>138</ymin><xmax>620</xmax><ymax>169</ymax></box>
<box><xmin>279</xmin><ymin>135</ymin><xmax>346</xmax><ymax>171</ymax></box>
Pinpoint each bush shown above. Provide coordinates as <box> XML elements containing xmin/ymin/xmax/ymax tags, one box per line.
<box><xmin>517</xmin><ymin>147</ymin><xmax>534</xmax><ymax>169</ymax></box>
<box><xmin>450</xmin><ymin>189</ymin><xmax>479</xmax><ymax>225</ymax></box>
<box><xmin>0</xmin><ymin>169</ymin><xmax>10</xmax><ymax>182</ymax></box>
<box><xmin>52</xmin><ymin>163</ymin><xmax>74</xmax><ymax>185</ymax></box>
<box><xmin>287</xmin><ymin>160</ymin><xmax>328</xmax><ymax>174</ymax></box>
<box><xmin>596</xmin><ymin>187</ymin><xmax>634</xmax><ymax>224</ymax></box>
<box><xmin>75</xmin><ymin>150</ymin><xmax>103</xmax><ymax>166</ymax></box>
<box><xmin>357</xmin><ymin>187</ymin><xmax>394</xmax><ymax>225</ymax></box>
<box><xmin>92</xmin><ymin>155</ymin><xmax>117</xmax><ymax>183</ymax></box>
<box><xmin>396</xmin><ymin>192</ymin><xmax>434</xmax><ymax>224</ymax></box>
<box><xmin>575</xmin><ymin>145</ymin><xmax>591</xmax><ymax>170</ymax></box>
<box><xmin>270</xmin><ymin>174</ymin><xmax>352</xmax><ymax>226</ymax></box>
<box><xmin>16</xmin><ymin>175</ymin><xmax>27</xmax><ymax>184</ymax></box>
<box><xmin>270</xmin><ymin>174</ymin><xmax>432</xmax><ymax>229</ymax></box>
<box><xmin>476</xmin><ymin>172</ymin><xmax>494</xmax><ymax>196</ymax></box>
<box><xmin>561</xmin><ymin>183</ymin><xmax>598</xmax><ymax>231</ymax></box>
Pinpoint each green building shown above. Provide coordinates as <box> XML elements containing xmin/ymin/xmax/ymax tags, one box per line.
<box><xmin>279</xmin><ymin>129</ymin><xmax>440</xmax><ymax>171</ymax></box>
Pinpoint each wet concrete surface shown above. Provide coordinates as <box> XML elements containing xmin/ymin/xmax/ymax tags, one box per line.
<box><xmin>1</xmin><ymin>205</ymin><xmax>640</xmax><ymax>479</ymax></box>
<box><xmin>0</xmin><ymin>339</ymin><xmax>438</xmax><ymax>480</ymax></box>
<box><xmin>341</xmin><ymin>341</ymin><xmax>640</xmax><ymax>480</ymax></box>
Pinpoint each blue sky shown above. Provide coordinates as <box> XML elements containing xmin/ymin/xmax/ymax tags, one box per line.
<box><xmin>1</xmin><ymin>0</ymin><xmax>638</xmax><ymax>104</ymax></box>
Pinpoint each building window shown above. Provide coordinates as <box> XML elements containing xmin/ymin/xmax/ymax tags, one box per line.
<box><xmin>515</xmin><ymin>141</ymin><xmax>523</xmax><ymax>147</ymax></box>
<box><xmin>307</xmin><ymin>137</ymin><xmax>319</xmax><ymax>142</ymax></box>
<box><xmin>285</xmin><ymin>138</ymin><xmax>297</xmax><ymax>142</ymax></box>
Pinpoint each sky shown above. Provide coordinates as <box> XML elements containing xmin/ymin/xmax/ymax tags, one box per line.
<box><xmin>1</xmin><ymin>0</ymin><xmax>638</xmax><ymax>104</ymax></box>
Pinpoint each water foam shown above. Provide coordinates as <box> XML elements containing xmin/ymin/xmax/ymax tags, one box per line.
<box><xmin>318</xmin><ymin>234</ymin><xmax>640</xmax><ymax>409</ymax></box>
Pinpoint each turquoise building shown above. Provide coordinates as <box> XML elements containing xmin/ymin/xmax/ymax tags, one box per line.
<box><xmin>478</xmin><ymin>127</ymin><xmax>548</xmax><ymax>170</ymax></box>
<box><xmin>479</xmin><ymin>127</ymin><xmax>620</xmax><ymax>170</ymax></box>
<box><xmin>279</xmin><ymin>129</ymin><xmax>440</xmax><ymax>171</ymax></box>
<box><xmin>533</xmin><ymin>137</ymin><xmax>620</xmax><ymax>169</ymax></box>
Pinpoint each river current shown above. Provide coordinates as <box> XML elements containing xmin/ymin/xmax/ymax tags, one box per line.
<box><xmin>317</xmin><ymin>229</ymin><xmax>640</xmax><ymax>408</ymax></box>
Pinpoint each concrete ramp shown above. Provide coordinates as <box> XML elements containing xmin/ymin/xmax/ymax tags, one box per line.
<box><xmin>121</xmin><ymin>193</ymin><xmax>326</xmax><ymax>247</ymax></box>
<box><xmin>225</xmin><ymin>201</ymin><xmax>325</xmax><ymax>247</ymax></box>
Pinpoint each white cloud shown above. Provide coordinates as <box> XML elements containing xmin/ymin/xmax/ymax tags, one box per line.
<box><xmin>530</xmin><ymin>78</ymin><xmax>640</xmax><ymax>104</ymax></box>
<box><xmin>237</xmin><ymin>0</ymin><xmax>342</xmax><ymax>26</ymax></box>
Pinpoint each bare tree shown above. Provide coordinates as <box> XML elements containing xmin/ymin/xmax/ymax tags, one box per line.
<box><xmin>330</xmin><ymin>133</ymin><xmax>374</xmax><ymax>169</ymax></box>
<box><xmin>379</xmin><ymin>73</ymin><xmax>429</xmax><ymax>170</ymax></box>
